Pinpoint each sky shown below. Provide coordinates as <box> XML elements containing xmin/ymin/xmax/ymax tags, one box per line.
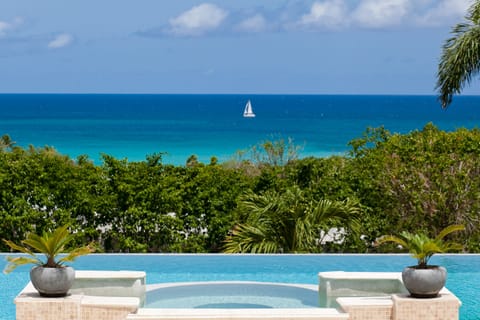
<box><xmin>1</xmin><ymin>0</ymin><xmax>479</xmax><ymax>95</ymax></box>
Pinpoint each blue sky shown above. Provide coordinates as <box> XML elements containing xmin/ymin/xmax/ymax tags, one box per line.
<box><xmin>1</xmin><ymin>0</ymin><xmax>478</xmax><ymax>95</ymax></box>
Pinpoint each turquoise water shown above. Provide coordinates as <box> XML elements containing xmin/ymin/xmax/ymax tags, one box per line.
<box><xmin>0</xmin><ymin>254</ymin><xmax>478</xmax><ymax>319</ymax></box>
<box><xmin>146</xmin><ymin>282</ymin><xmax>319</xmax><ymax>308</ymax></box>
<box><xmin>0</xmin><ymin>94</ymin><xmax>478</xmax><ymax>165</ymax></box>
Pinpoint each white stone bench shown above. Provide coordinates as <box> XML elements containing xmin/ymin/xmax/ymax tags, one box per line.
<box><xmin>71</xmin><ymin>270</ymin><xmax>146</xmax><ymax>303</ymax></box>
<box><xmin>318</xmin><ymin>271</ymin><xmax>407</xmax><ymax>307</ymax></box>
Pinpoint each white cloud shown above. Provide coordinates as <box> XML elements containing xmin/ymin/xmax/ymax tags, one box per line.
<box><xmin>294</xmin><ymin>0</ymin><xmax>472</xmax><ymax>30</ymax></box>
<box><xmin>300</xmin><ymin>0</ymin><xmax>348</xmax><ymax>29</ymax></box>
<box><xmin>0</xmin><ymin>17</ymin><xmax>24</xmax><ymax>37</ymax></box>
<box><xmin>48</xmin><ymin>33</ymin><xmax>73</xmax><ymax>49</ymax></box>
<box><xmin>352</xmin><ymin>0</ymin><xmax>411</xmax><ymax>28</ymax></box>
<box><xmin>0</xmin><ymin>22</ymin><xmax>10</xmax><ymax>36</ymax></box>
<box><xmin>417</xmin><ymin>0</ymin><xmax>472</xmax><ymax>26</ymax></box>
<box><xmin>138</xmin><ymin>0</ymin><xmax>473</xmax><ymax>39</ymax></box>
<box><xmin>236</xmin><ymin>14</ymin><xmax>268</xmax><ymax>33</ymax></box>
<box><xmin>168</xmin><ymin>3</ymin><xmax>228</xmax><ymax>36</ymax></box>
<box><xmin>204</xmin><ymin>68</ymin><xmax>215</xmax><ymax>76</ymax></box>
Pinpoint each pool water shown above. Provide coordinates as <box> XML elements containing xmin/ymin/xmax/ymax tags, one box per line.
<box><xmin>146</xmin><ymin>282</ymin><xmax>319</xmax><ymax>308</ymax></box>
<box><xmin>0</xmin><ymin>254</ymin><xmax>478</xmax><ymax>320</ymax></box>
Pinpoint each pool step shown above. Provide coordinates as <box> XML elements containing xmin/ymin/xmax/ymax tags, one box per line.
<box><xmin>127</xmin><ymin>308</ymin><xmax>349</xmax><ymax>320</ymax></box>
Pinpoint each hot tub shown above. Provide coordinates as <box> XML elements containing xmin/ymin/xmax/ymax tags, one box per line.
<box><xmin>145</xmin><ymin>281</ymin><xmax>319</xmax><ymax>308</ymax></box>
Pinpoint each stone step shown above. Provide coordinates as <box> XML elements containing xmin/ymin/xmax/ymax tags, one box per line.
<box><xmin>126</xmin><ymin>308</ymin><xmax>349</xmax><ymax>320</ymax></box>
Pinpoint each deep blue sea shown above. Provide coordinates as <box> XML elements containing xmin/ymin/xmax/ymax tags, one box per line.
<box><xmin>0</xmin><ymin>94</ymin><xmax>478</xmax><ymax>165</ymax></box>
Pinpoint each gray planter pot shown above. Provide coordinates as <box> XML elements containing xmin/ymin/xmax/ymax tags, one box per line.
<box><xmin>30</xmin><ymin>266</ymin><xmax>75</xmax><ymax>297</ymax></box>
<box><xmin>402</xmin><ymin>265</ymin><xmax>446</xmax><ymax>298</ymax></box>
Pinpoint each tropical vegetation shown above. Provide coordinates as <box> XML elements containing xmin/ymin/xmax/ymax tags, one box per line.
<box><xmin>224</xmin><ymin>186</ymin><xmax>360</xmax><ymax>253</ymax></box>
<box><xmin>0</xmin><ymin>124</ymin><xmax>477</xmax><ymax>254</ymax></box>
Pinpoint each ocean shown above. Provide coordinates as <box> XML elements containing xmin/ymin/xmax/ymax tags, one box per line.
<box><xmin>0</xmin><ymin>94</ymin><xmax>478</xmax><ymax>165</ymax></box>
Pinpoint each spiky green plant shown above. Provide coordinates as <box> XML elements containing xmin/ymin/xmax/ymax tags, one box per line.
<box><xmin>376</xmin><ymin>224</ymin><xmax>465</xmax><ymax>268</ymax></box>
<box><xmin>3</xmin><ymin>225</ymin><xmax>94</xmax><ymax>274</ymax></box>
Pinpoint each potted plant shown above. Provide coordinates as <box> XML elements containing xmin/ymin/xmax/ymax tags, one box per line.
<box><xmin>3</xmin><ymin>224</ymin><xmax>94</xmax><ymax>297</ymax></box>
<box><xmin>376</xmin><ymin>224</ymin><xmax>464</xmax><ymax>298</ymax></box>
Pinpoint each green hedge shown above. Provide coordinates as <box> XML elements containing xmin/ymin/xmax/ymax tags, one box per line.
<box><xmin>0</xmin><ymin>123</ymin><xmax>478</xmax><ymax>253</ymax></box>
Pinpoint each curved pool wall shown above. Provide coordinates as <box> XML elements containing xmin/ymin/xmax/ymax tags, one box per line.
<box><xmin>144</xmin><ymin>275</ymin><xmax>408</xmax><ymax>309</ymax></box>
<box><xmin>146</xmin><ymin>281</ymin><xmax>319</xmax><ymax>308</ymax></box>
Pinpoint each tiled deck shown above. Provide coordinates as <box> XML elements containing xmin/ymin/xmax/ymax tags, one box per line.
<box><xmin>14</xmin><ymin>271</ymin><xmax>462</xmax><ymax>320</ymax></box>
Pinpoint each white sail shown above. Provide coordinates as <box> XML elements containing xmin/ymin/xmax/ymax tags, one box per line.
<box><xmin>243</xmin><ymin>100</ymin><xmax>255</xmax><ymax>117</ymax></box>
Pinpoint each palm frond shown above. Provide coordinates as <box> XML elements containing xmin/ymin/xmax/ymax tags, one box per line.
<box><xmin>23</xmin><ymin>235</ymin><xmax>51</xmax><ymax>256</ymax></box>
<box><xmin>3</xmin><ymin>239</ymin><xmax>36</xmax><ymax>257</ymax></box>
<box><xmin>437</xmin><ymin>2</ymin><xmax>480</xmax><ymax>108</ymax></box>
<box><xmin>376</xmin><ymin>235</ymin><xmax>408</xmax><ymax>249</ymax></box>
<box><xmin>293</xmin><ymin>219</ymin><xmax>317</xmax><ymax>252</ymax></box>
<box><xmin>227</xmin><ymin>186</ymin><xmax>363</xmax><ymax>253</ymax></box>
<box><xmin>2</xmin><ymin>224</ymin><xmax>94</xmax><ymax>273</ymax></box>
<box><xmin>311</xmin><ymin>198</ymin><xmax>361</xmax><ymax>234</ymax></box>
<box><xmin>223</xmin><ymin>224</ymin><xmax>280</xmax><ymax>253</ymax></box>
<box><xmin>376</xmin><ymin>225</ymin><xmax>464</xmax><ymax>267</ymax></box>
<box><xmin>58</xmin><ymin>244</ymin><xmax>95</xmax><ymax>264</ymax></box>
<box><xmin>442</xmin><ymin>242</ymin><xmax>464</xmax><ymax>252</ymax></box>
<box><xmin>435</xmin><ymin>224</ymin><xmax>465</xmax><ymax>241</ymax></box>
<box><xmin>3</xmin><ymin>256</ymin><xmax>42</xmax><ymax>274</ymax></box>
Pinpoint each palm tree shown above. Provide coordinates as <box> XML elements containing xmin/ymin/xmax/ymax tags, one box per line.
<box><xmin>437</xmin><ymin>1</ymin><xmax>480</xmax><ymax>108</ymax></box>
<box><xmin>0</xmin><ymin>134</ymin><xmax>15</xmax><ymax>151</ymax></box>
<box><xmin>223</xmin><ymin>186</ymin><xmax>360</xmax><ymax>253</ymax></box>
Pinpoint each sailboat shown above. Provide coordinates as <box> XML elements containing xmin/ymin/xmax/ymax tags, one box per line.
<box><xmin>243</xmin><ymin>100</ymin><xmax>255</xmax><ymax>118</ymax></box>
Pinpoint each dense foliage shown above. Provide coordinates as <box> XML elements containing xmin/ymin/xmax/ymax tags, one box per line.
<box><xmin>223</xmin><ymin>186</ymin><xmax>361</xmax><ymax>253</ymax></box>
<box><xmin>0</xmin><ymin>123</ymin><xmax>478</xmax><ymax>253</ymax></box>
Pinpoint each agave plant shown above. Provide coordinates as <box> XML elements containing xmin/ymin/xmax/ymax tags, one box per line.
<box><xmin>3</xmin><ymin>224</ymin><xmax>94</xmax><ymax>274</ymax></box>
<box><xmin>376</xmin><ymin>224</ymin><xmax>465</xmax><ymax>268</ymax></box>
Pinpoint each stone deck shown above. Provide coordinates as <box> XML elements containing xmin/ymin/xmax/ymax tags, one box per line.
<box><xmin>14</xmin><ymin>271</ymin><xmax>461</xmax><ymax>320</ymax></box>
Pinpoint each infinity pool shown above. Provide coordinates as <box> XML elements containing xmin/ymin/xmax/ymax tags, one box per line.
<box><xmin>1</xmin><ymin>254</ymin><xmax>478</xmax><ymax>320</ymax></box>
